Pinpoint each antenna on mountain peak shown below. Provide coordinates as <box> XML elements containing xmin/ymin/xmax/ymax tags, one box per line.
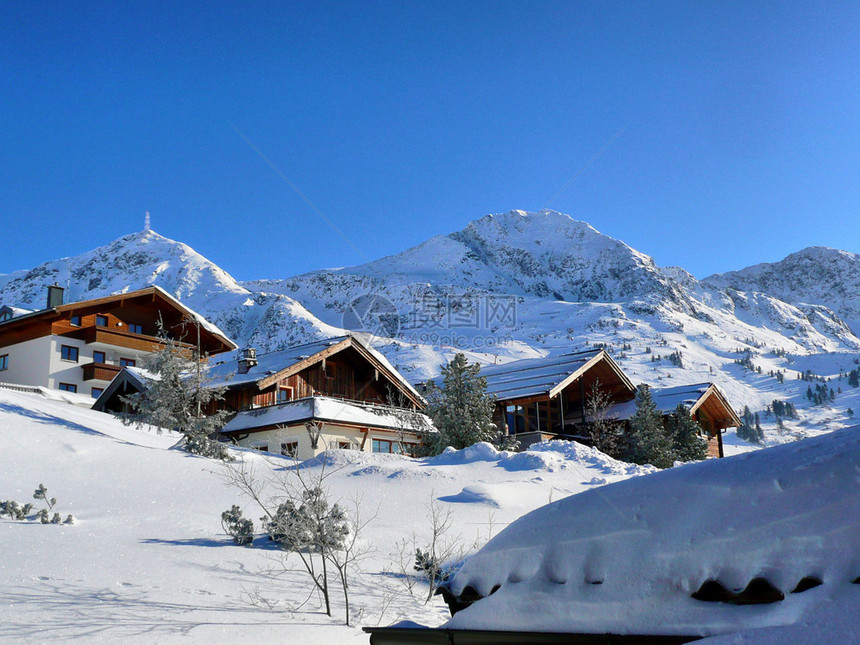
<box><xmin>144</xmin><ymin>211</ymin><xmax>151</xmax><ymax>232</ymax></box>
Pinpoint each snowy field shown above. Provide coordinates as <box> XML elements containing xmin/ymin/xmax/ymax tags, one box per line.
<box><xmin>0</xmin><ymin>388</ymin><xmax>652</xmax><ymax>643</ymax></box>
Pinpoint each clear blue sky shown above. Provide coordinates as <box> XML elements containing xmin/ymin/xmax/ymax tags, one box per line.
<box><xmin>3</xmin><ymin>2</ymin><xmax>859</xmax><ymax>281</ymax></box>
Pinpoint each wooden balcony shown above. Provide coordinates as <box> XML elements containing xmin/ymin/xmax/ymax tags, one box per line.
<box><xmin>81</xmin><ymin>362</ymin><xmax>122</xmax><ymax>382</ymax></box>
<box><xmin>69</xmin><ymin>325</ymin><xmax>193</xmax><ymax>353</ymax></box>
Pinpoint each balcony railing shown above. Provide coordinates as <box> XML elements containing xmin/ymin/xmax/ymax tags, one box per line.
<box><xmin>69</xmin><ymin>326</ymin><xmax>194</xmax><ymax>353</ymax></box>
<box><xmin>81</xmin><ymin>362</ymin><xmax>122</xmax><ymax>382</ymax></box>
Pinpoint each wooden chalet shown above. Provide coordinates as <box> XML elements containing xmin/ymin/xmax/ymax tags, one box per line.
<box><xmin>606</xmin><ymin>383</ymin><xmax>740</xmax><ymax>458</ymax></box>
<box><xmin>208</xmin><ymin>334</ymin><xmax>430</xmax><ymax>459</ymax></box>
<box><xmin>478</xmin><ymin>349</ymin><xmax>637</xmax><ymax>449</ymax></box>
<box><xmin>0</xmin><ymin>284</ymin><xmax>235</xmax><ymax>399</ymax></box>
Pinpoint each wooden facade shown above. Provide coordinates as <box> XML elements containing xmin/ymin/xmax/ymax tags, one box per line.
<box><xmin>487</xmin><ymin>351</ymin><xmax>637</xmax><ymax>445</ymax></box>
<box><xmin>218</xmin><ymin>345</ymin><xmax>414</xmax><ymax>413</ymax></box>
<box><xmin>482</xmin><ymin>352</ymin><xmax>738</xmax><ymax>458</ymax></box>
<box><xmin>0</xmin><ymin>286</ymin><xmax>235</xmax><ymax>356</ymax></box>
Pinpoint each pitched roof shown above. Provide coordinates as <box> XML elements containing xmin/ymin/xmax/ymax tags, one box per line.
<box><xmin>0</xmin><ymin>284</ymin><xmax>236</xmax><ymax>353</ymax></box>
<box><xmin>477</xmin><ymin>349</ymin><xmax>635</xmax><ymax>401</ymax></box>
<box><xmin>90</xmin><ymin>366</ymin><xmax>153</xmax><ymax>412</ymax></box>
<box><xmin>606</xmin><ymin>382</ymin><xmax>740</xmax><ymax>426</ymax></box>
<box><xmin>206</xmin><ymin>333</ymin><xmax>424</xmax><ymax>406</ymax></box>
<box><xmin>220</xmin><ymin>394</ymin><xmax>432</xmax><ymax>434</ymax></box>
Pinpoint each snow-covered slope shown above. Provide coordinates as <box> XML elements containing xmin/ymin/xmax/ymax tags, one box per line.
<box><xmin>2</xmin><ymin>211</ymin><xmax>860</xmax><ymax>447</ymax></box>
<box><xmin>0</xmin><ymin>387</ymin><xmax>652</xmax><ymax>643</ymax></box>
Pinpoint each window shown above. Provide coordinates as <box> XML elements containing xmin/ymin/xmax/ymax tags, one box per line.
<box><xmin>69</xmin><ymin>315</ymin><xmax>82</xmax><ymax>327</ymax></box>
<box><xmin>96</xmin><ymin>315</ymin><xmax>108</xmax><ymax>327</ymax></box>
<box><xmin>91</xmin><ymin>387</ymin><xmax>103</xmax><ymax>398</ymax></box>
<box><xmin>372</xmin><ymin>438</ymin><xmax>393</xmax><ymax>453</ymax></box>
<box><xmin>251</xmin><ymin>443</ymin><xmax>269</xmax><ymax>452</ymax></box>
<box><xmin>58</xmin><ymin>383</ymin><xmax>77</xmax><ymax>393</ymax></box>
<box><xmin>0</xmin><ymin>354</ymin><xmax>7</xmax><ymax>371</ymax></box>
<box><xmin>281</xmin><ymin>441</ymin><xmax>299</xmax><ymax>458</ymax></box>
<box><xmin>60</xmin><ymin>345</ymin><xmax>79</xmax><ymax>362</ymax></box>
<box><xmin>128</xmin><ymin>323</ymin><xmax>143</xmax><ymax>334</ymax></box>
<box><xmin>0</xmin><ymin>312</ymin><xmax>11</xmax><ymax>322</ymax></box>
<box><xmin>338</xmin><ymin>441</ymin><xmax>353</xmax><ymax>450</ymax></box>
<box><xmin>119</xmin><ymin>358</ymin><xmax>136</xmax><ymax>368</ymax></box>
<box><xmin>276</xmin><ymin>387</ymin><xmax>293</xmax><ymax>404</ymax></box>
<box><xmin>93</xmin><ymin>351</ymin><xmax>106</xmax><ymax>364</ymax></box>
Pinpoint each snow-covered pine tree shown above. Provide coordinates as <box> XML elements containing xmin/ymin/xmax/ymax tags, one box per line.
<box><xmin>668</xmin><ymin>404</ymin><xmax>708</xmax><ymax>462</ymax></box>
<box><xmin>736</xmin><ymin>405</ymin><xmax>755</xmax><ymax>441</ymax></box>
<box><xmin>121</xmin><ymin>319</ymin><xmax>232</xmax><ymax>460</ymax></box>
<box><xmin>625</xmin><ymin>384</ymin><xmax>673</xmax><ymax>468</ymax></box>
<box><xmin>421</xmin><ymin>353</ymin><xmax>514</xmax><ymax>455</ymax></box>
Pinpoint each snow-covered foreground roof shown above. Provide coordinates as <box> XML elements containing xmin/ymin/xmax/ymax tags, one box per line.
<box><xmin>221</xmin><ymin>394</ymin><xmax>432</xmax><ymax>433</ymax></box>
<box><xmin>0</xmin><ymin>387</ymin><xmax>654</xmax><ymax>643</ymax></box>
<box><xmin>444</xmin><ymin>426</ymin><xmax>860</xmax><ymax>638</ymax></box>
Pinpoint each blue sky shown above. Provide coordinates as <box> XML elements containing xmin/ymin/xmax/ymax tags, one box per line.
<box><xmin>2</xmin><ymin>2</ymin><xmax>859</xmax><ymax>281</ymax></box>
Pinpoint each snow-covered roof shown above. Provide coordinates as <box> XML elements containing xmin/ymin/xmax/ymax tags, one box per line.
<box><xmin>220</xmin><ymin>394</ymin><xmax>432</xmax><ymax>434</ymax></box>
<box><xmin>206</xmin><ymin>333</ymin><xmax>423</xmax><ymax>403</ymax></box>
<box><xmin>477</xmin><ymin>349</ymin><xmax>633</xmax><ymax>401</ymax></box>
<box><xmin>441</xmin><ymin>426</ymin><xmax>860</xmax><ymax>637</ymax></box>
<box><xmin>90</xmin><ymin>366</ymin><xmax>155</xmax><ymax>412</ymax></box>
<box><xmin>0</xmin><ymin>305</ymin><xmax>34</xmax><ymax>319</ymax></box>
<box><xmin>606</xmin><ymin>382</ymin><xmax>721</xmax><ymax>420</ymax></box>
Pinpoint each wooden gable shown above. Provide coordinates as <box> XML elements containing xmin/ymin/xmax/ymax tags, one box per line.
<box><xmin>220</xmin><ymin>337</ymin><xmax>424</xmax><ymax>412</ymax></box>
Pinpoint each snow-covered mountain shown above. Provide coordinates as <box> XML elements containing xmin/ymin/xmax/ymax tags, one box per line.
<box><xmin>0</xmin><ymin>230</ymin><xmax>343</xmax><ymax>351</ymax></box>
<box><xmin>705</xmin><ymin>246</ymin><xmax>860</xmax><ymax>335</ymax></box>
<box><xmin>2</xmin><ymin>210</ymin><xmax>860</xmax><ymax>444</ymax></box>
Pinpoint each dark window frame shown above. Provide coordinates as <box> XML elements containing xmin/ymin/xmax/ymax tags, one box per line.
<box><xmin>128</xmin><ymin>323</ymin><xmax>143</xmax><ymax>335</ymax></box>
<box><xmin>93</xmin><ymin>351</ymin><xmax>106</xmax><ymax>364</ymax></box>
<box><xmin>0</xmin><ymin>354</ymin><xmax>7</xmax><ymax>371</ymax></box>
<box><xmin>60</xmin><ymin>345</ymin><xmax>79</xmax><ymax>362</ymax></box>
<box><xmin>95</xmin><ymin>315</ymin><xmax>109</xmax><ymax>327</ymax></box>
<box><xmin>69</xmin><ymin>315</ymin><xmax>82</xmax><ymax>327</ymax></box>
<box><xmin>58</xmin><ymin>383</ymin><xmax>77</xmax><ymax>393</ymax></box>
<box><xmin>119</xmin><ymin>357</ymin><xmax>136</xmax><ymax>368</ymax></box>
<box><xmin>91</xmin><ymin>387</ymin><xmax>104</xmax><ymax>398</ymax></box>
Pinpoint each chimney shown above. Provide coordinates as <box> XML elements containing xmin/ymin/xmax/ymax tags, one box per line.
<box><xmin>238</xmin><ymin>347</ymin><xmax>258</xmax><ymax>374</ymax></box>
<box><xmin>46</xmin><ymin>283</ymin><xmax>64</xmax><ymax>309</ymax></box>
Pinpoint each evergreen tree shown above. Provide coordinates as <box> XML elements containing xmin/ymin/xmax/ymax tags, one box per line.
<box><xmin>121</xmin><ymin>320</ymin><xmax>232</xmax><ymax>460</ymax></box>
<box><xmin>625</xmin><ymin>384</ymin><xmax>673</xmax><ymax>468</ymax></box>
<box><xmin>421</xmin><ymin>353</ymin><xmax>513</xmax><ymax>455</ymax></box>
<box><xmin>753</xmin><ymin>412</ymin><xmax>764</xmax><ymax>444</ymax></box>
<box><xmin>736</xmin><ymin>405</ymin><xmax>755</xmax><ymax>441</ymax></box>
<box><xmin>668</xmin><ymin>404</ymin><xmax>708</xmax><ymax>462</ymax></box>
<box><xmin>585</xmin><ymin>379</ymin><xmax>624</xmax><ymax>459</ymax></box>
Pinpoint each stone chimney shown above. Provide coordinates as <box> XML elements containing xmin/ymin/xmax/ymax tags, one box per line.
<box><xmin>238</xmin><ymin>348</ymin><xmax>258</xmax><ymax>374</ymax></box>
<box><xmin>46</xmin><ymin>283</ymin><xmax>64</xmax><ymax>309</ymax></box>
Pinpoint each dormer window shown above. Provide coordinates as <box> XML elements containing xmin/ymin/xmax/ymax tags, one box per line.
<box><xmin>96</xmin><ymin>315</ymin><xmax>108</xmax><ymax>327</ymax></box>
